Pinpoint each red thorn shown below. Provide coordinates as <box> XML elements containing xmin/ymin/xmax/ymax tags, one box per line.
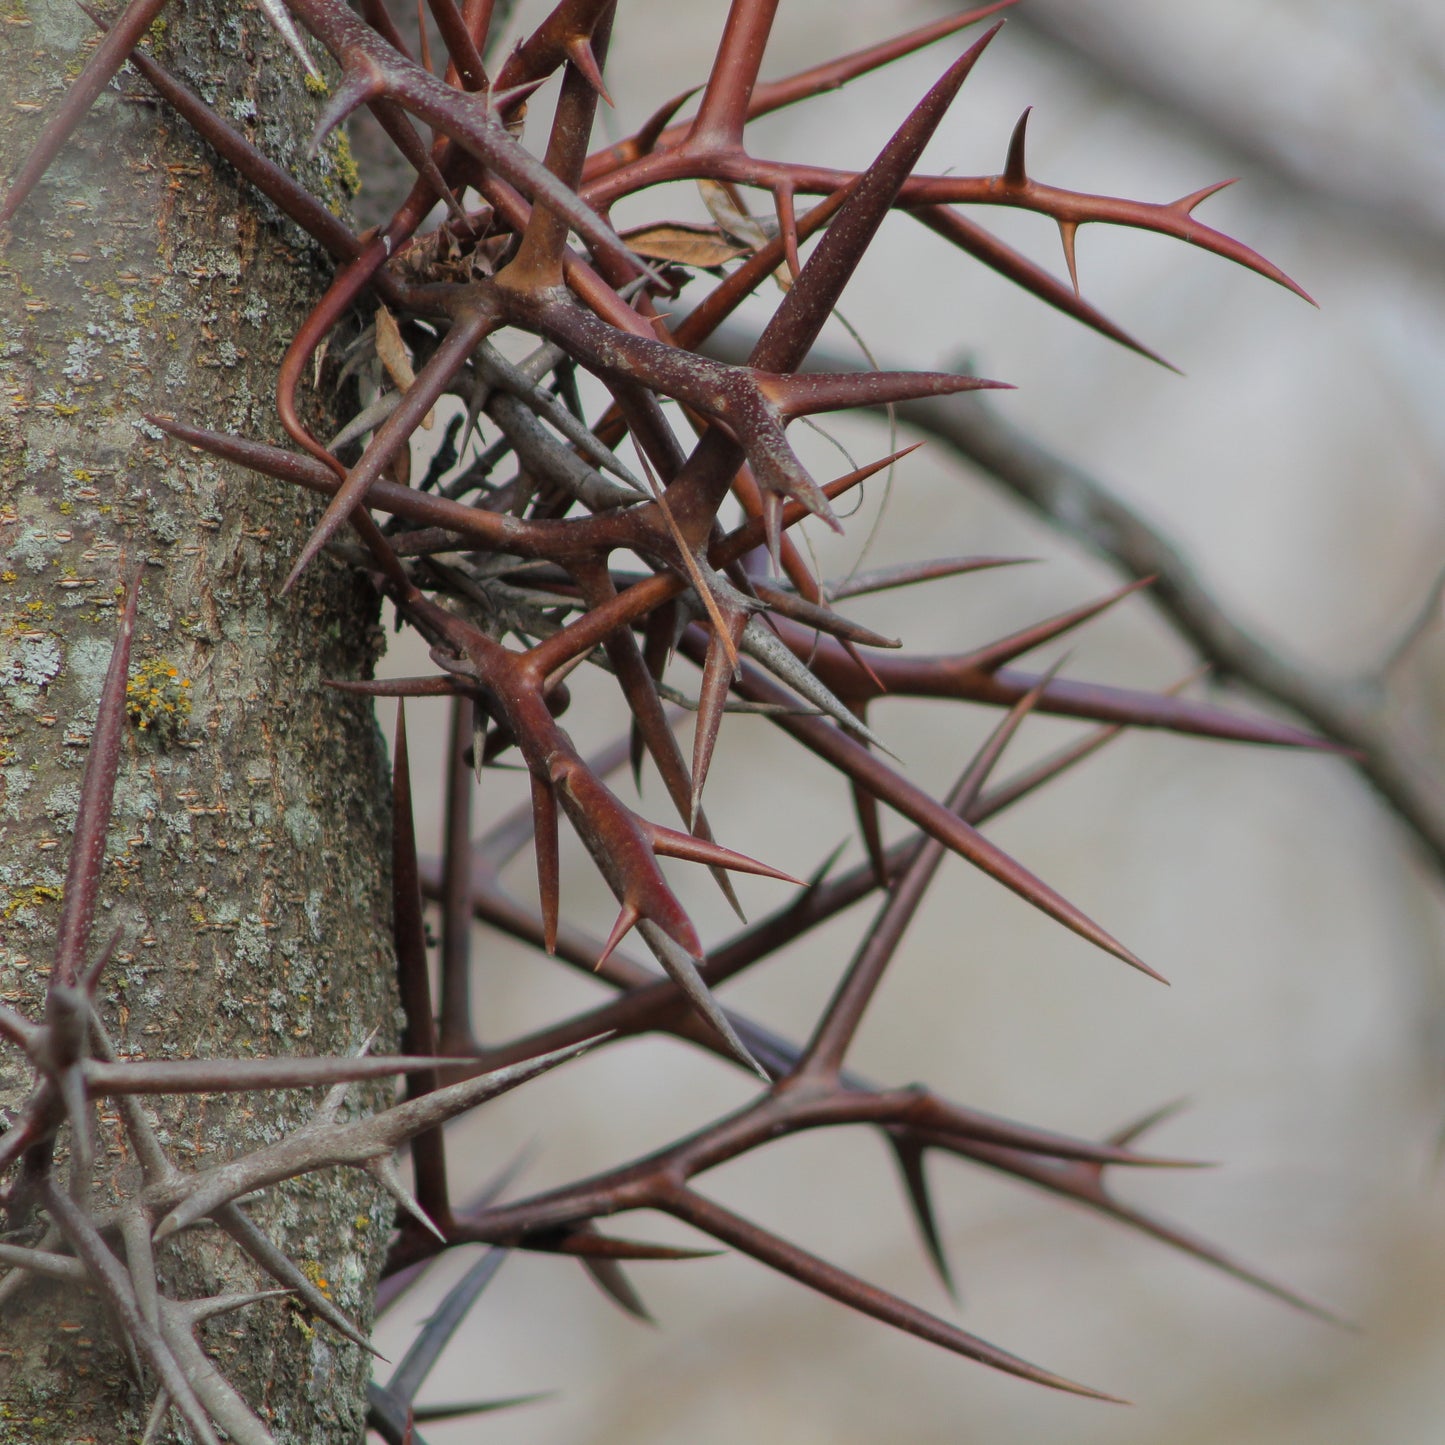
<box><xmin>647</xmin><ymin>822</ymin><xmax>803</xmax><ymax>885</ymax></box>
<box><xmin>1173</xmin><ymin>177</ymin><xmax>1237</xmax><ymax>214</ymax></box>
<box><xmin>563</xmin><ymin>35</ymin><xmax>613</xmax><ymax>106</ymax></box>
<box><xmin>532</xmin><ymin>776</ymin><xmax>560</xmax><ymax>954</ymax></box>
<box><xmin>596</xmin><ymin>902</ymin><xmax>642</xmax><ymax>971</ymax></box>
<box><xmin>763</xmin><ymin>492</ymin><xmax>785</xmax><ymax>575</ymax></box>
<box><xmin>309</xmin><ymin>62</ymin><xmax>388</xmax><ymax>156</ymax></box>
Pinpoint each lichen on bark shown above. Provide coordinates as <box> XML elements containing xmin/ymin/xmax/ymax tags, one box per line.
<box><xmin>0</xmin><ymin>3</ymin><xmax>395</xmax><ymax>1440</ymax></box>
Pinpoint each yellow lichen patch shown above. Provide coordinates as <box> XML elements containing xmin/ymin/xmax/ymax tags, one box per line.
<box><xmin>304</xmin><ymin>73</ymin><xmax>330</xmax><ymax>97</ymax></box>
<box><xmin>2</xmin><ymin>884</ymin><xmax>62</xmax><ymax>922</ymax></box>
<box><xmin>300</xmin><ymin>1259</ymin><xmax>333</xmax><ymax>1299</ymax></box>
<box><xmin>125</xmin><ymin>658</ymin><xmax>193</xmax><ymax>738</ymax></box>
<box><xmin>289</xmin><ymin>1258</ymin><xmax>335</xmax><ymax>1338</ymax></box>
<box><xmin>329</xmin><ymin>131</ymin><xmax>361</xmax><ymax>199</ymax></box>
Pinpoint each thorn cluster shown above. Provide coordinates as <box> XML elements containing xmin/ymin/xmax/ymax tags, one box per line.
<box><xmin>0</xmin><ymin>0</ymin><xmax>1336</xmax><ymax>1437</ymax></box>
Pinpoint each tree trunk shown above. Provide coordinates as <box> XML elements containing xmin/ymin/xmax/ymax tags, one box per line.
<box><xmin>0</xmin><ymin>3</ymin><xmax>393</xmax><ymax>1440</ymax></box>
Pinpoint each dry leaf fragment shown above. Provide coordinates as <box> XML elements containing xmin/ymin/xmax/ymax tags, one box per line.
<box><xmin>619</xmin><ymin>221</ymin><xmax>749</xmax><ymax>271</ymax></box>
<box><xmin>375</xmin><ymin>305</ymin><xmax>434</xmax><ymax>429</ymax></box>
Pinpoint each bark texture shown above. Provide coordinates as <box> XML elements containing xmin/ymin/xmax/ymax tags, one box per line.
<box><xmin>0</xmin><ymin>3</ymin><xmax>393</xmax><ymax>1440</ymax></box>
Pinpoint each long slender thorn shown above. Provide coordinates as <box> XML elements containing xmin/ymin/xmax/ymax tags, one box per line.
<box><xmin>218</xmin><ymin>1204</ymin><xmax>376</xmax><ymax>1353</ymax></box>
<box><xmin>1105</xmin><ymin>1098</ymin><xmax>1190</xmax><ymax>1151</ymax></box>
<box><xmin>410</xmin><ymin>1395</ymin><xmax>554</xmax><ymax>1421</ymax></box>
<box><xmin>888</xmin><ymin>1133</ymin><xmax>956</xmax><ymax>1300</ymax></box>
<box><xmin>642</xmin><ymin>924</ymin><xmax>767</xmax><ymax>1079</ymax></box>
<box><xmin>667</xmin><ymin>1188</ymin><xmax>1123</xmax><ymax>1400</ymax></box>
<box><xmin>0</xmin><ymin>0</ymin><xmax>170</xmax><ymax>231</ymax></box>
<box><xmin>387</xmin><ymin>1248</ymin><xmax>509</xmax><ymax>1405</ymax></box>
<box><xmin>531</xmin><ymin>775</ymin><xmax>560</xmax><ymax>954</ymax></box>
<box><xmin>960</xmin><ymin>576</ymin><xmax>1154</xmax><ymax>674</ymax></box>
<box><xmin>646</xmin><ymin>821</ymin><xmax>802</xmax><ymax>885</ymax></box>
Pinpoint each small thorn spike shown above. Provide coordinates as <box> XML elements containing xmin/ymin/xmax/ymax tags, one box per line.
<box><xmin>1003</xmin><ymin>106</ymin><xmax>1031</xmax><ymax>186</ymax></box>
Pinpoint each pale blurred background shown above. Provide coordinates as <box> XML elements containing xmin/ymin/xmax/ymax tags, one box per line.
<box><xmin>362</xmin><ymin>3</ymin><xmax>1445</xmax><ymax>1441</ymax></box>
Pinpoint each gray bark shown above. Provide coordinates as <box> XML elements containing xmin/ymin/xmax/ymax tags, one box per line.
<box><xmin>0</xmin><ymin>3</ymin><xmax>394</xmax><ymax>1440</ymax></box>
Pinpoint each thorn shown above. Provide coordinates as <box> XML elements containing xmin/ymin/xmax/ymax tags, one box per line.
<box><xmin>580</xmin><ymin>1256</ymin><xmax>654</xmax><ymax>1323</ymax></box>
<box><xmin>642</xmin><ymin>926</ymin><xmax>767</xmax><ymax>1079</ymax></box>
<box><xmin>257</xmin><ymin>0</ymin><xmax>323</xmax><ymax>81</ymax></box>
<box><xmin>531</xmin><ymin>776</ymin><xmax>560</xmax><ymax>954</ymax></box>
<box><xmin>1058</xmin><ymin>219</ymin><xmax>1080</xmax><ymax>296</ymax></box>
<box><xmin>563</xmin><ymin>35</ymin><xmax>613</xmax><ymax>105</ymax></box>
<box><xmin>1003</xmin><ymin>105</ymin><xmax>1031</xmax><ymax>186</ymax></box>
<box><xmin>647</xmin><ymin>822</ymin><xmax>803</xmax><ymax>885</ymax></box>
<box><xmin>487</xmin><ymin>77</ymin><xmax>548</xmax><ymax>114</ymax></box>
<box><xmin>596</xmin><ymin>902</ymin><xmax>641</xmax><ymax>971</ymax></box>
<box><xmin>308</xmin><ymin>62</ymin><xmax>387</xmax><ymax>157</ymax></box>
<box><xmin>851</xmin><ymin>780</ymin><xmax>889</xmax><ymax>889</ymax></box>
<box><xmin>1173</xmin><ymin>177</ymin><xmax>1237</xmax><ymax>214</ymax></box>
<box><xmin>889</xmin><ymin>1135</ymin><xmax>956</xmax><ymax>1300</ymax></box>
<box><xmin>1106</xmin><ymin>1098</ymin><xmax>1190</xmax><ymax>1150</ymax></box>
<box><xmin>691</xmin><ymin>621</ymin><xmax>743</xmax><ymax>824</ymax></box>
<box><xmin>367</xmin><ymin>1156</ymin><xmax>448</xmax><ymax>1244</ymax></box>
<box><xmin>763</xmin><ymin>492</ymin><xmax>784</xmax><ymax>576</ymax></box>
<box><xmin>0</xmin><ymin>0</ymin><xmax>170</xmax><ymax>232</ymax></box>
<box><xmin>773</xmin><ymin>184</ymin><xmax>802</xmax><ymax>281</ymax></box>
<box><xmin>409</xmin><ymin>1393</ymin><xmax>554</xmax><ymax>1422</ymax></box>
<box><xmin>960</xmin><ymin>577</ymin><xmax>1154</xmax><ymax>674</ymax></box>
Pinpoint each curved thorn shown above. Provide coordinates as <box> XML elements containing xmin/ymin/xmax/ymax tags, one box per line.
<box><xmin>309</xmin><ymin>62</ymin><xmax>387</xmax><ymax>155</ymax></box>
<box><xmin>580</xmin><ymin>1255</ymin><xmax>654</xmax><ymax>1323</ymax></box>
<box><xmin>1003</xmin><ymin>106</ymin><xmax>1031</xmax><ymax>186</ymax></box>
<box><xmin>1174</xmin><ymin>177</ymin><xmax>1237</xmax><ymax>214</ymax></box>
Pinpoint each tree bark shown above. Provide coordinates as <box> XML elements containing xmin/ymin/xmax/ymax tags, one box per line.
<box><xmin>0</xmin><ymin>3</ymin><xmax>393</xmax><ymax>1440</ymax></box>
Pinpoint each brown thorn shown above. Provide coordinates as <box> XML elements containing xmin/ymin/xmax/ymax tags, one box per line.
<box><xmin>531</xmin><ymin>775</ymin><xmax>561</xmax><ymax>954</ymax></box>
<box><xmin>691</xmin><ymin>614</ymin><xmax>746</xmax><ymax>827</ymax></box>
<box><xmin>563</xmin><ymin>34</ymin><xmax>613</xmax><ymax>105</ymax></box>
<box><xmin>887</xmin><ymin>1133</ymin><xmax>957</xmax><ymax>1300</ymax></box>
<box><xmin>54</xmin><ymin>572</ymin><xmax>140</xmax><ymax>990</ymax></box>
<box><xmin>959</xmin><ymin>576</ymin><xmax>1154</xmax><ymax>674</ymax></box>
<box><xmin>1058</xmin><ymin>218</ymin><xmax>1081</xmax><ymax>296</ymax></box>
<box><xmin>1003</xmin><ymin>105</ymin><xmax>1031</xmax><ymax>186</ymax></box>
<box><xmin>646</xmin><ymin>821</ymin><xmax>802</xmax><ymax>885</ymax></box>
<box><xmin>773</xmin><ymin>183</ymin><xmax>801</xmax><ymax>281</ymax></box>
<box><xmin>0</xmin><ymin>0</ymin><xmax>171</xmax><ymax>232</ymax></box>
<box><xmin>665</xmin><ymin>1188</ymin><xmax>1124</xmax><ymax>1400</ymax></box>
